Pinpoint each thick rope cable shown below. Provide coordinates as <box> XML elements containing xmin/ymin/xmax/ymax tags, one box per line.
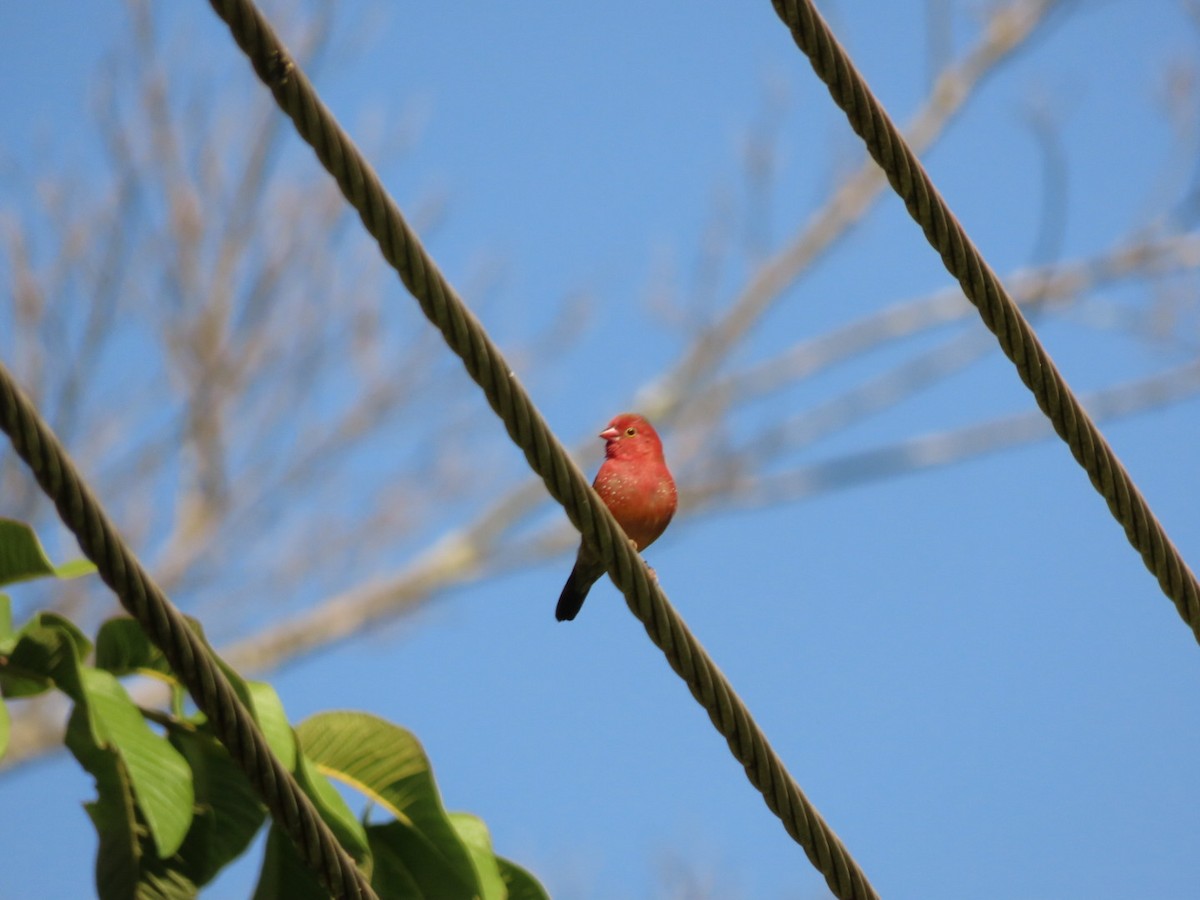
<box><xmin>0</xmin><ymin>366</ymin><xmax>376</xmax><ymax>900</ymax></box>
<box><xmin>771</xmin><ymin>0</ymin><xmax>1200</xmax><ymax>643</ymax></box>
<box><xmin>203</xmin><ymin>0</ymin><xmax>878</xmax><ymax>896</ymax></box>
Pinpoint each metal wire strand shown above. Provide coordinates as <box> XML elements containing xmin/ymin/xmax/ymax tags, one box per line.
<box><xmin>0</xmin><ymin>365</ymin><xmax>376</xmax><ymax>899</ymax></box>
<box><xmin>771</xmin><ymin>0</ymin><xmax>1200</xmax><ymax>642</ymax></box>
<box><xmin>204</xmin><ymin>0</ymin><xmax>880</xmax><ymax>895</ymax></box>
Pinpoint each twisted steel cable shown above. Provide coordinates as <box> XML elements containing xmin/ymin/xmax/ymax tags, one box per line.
<box><xmin>0</xmin><ymin>366</ymin><xmax>375</xmax><ymax>900</ymax></box>
<box><xmin>771</xmin><ymin>0</ymin><xmax>1200</xmax><ymax>642</ymax></box>
<box><xmin>204</xmin><ymin>0</ymin><xmax>879</xmax><ymax>895</ymax></box>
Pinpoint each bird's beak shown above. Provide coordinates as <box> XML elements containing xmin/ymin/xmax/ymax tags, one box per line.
<box><xmin>599</xmin><ymin>426</ymin><xmax>620</xmax><ymax>441</ymax></box>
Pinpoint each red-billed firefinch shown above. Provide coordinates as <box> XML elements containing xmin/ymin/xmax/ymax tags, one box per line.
<box><xmin>556</xmin><ymin>413</ymin><xmax>677</xmax><ymax>621</ymax></box>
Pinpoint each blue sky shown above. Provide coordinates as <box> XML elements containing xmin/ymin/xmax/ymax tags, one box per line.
<box><xmin>3</xmin><ymin>1</ymin><xmax>1200</xmax><ymax>898</ymax></box>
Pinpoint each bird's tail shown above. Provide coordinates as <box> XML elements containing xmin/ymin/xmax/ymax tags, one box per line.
<box><xmin>555</xmin><ymin>556</ymin><xmax>604</xmax><ymax>621</ymax></box>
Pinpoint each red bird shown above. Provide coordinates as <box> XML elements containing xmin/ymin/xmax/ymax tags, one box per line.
<box><xmin>556</xmin><ymin>413</ymin><xmax>677</xmax><ymax>621</ymax></box>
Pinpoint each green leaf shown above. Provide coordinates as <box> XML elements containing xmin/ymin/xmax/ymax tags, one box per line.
<box><xmin>448</xmin><ymin>813</ymin><xmax>549</xmax><ymax>900</ymax></box>
<box><xmin>0</xmin><ymin>694</ymin><xmax>9</xmax><ymax>759</ymax></box>
<box><xmin>245</xmin><ymin>681</ymin><xmax>296</xmax><ymax>772</ymax></box>
<box><xmin>449</xmin><ymin>813</ymin><xmax>506</xmax><ymax>900</ymax></box>
<box><xmin>362</xmin><ymin>821</ymin><xmax>422</xmax><ymax>897</ymax></box>
<box><xmin>77</xmin><ymin>667</ymin><xmax>194</xmax><ymax>858</ymax></box>
<box><xmin>0</xmin><ymin>517</ymin><xmax>96</xmax><ymax>586</ymax></box>
<box><xmin>135</xmin><ymin>866</ymin><xmax>198</xmax><ymax>899</ymax></box>
<box><xmin>95</xmin><ymin>617</ymin><xmax>174</xmax><ymax>679</ymax></box>
<box><xmin>252</xmin><ymin>822</ymin><xmax>335</xmax><ymax>900</ymax></box>
<box><xmin>366</xmin><ymin>819</ymin><xmax>477</xmax><ymax>899</ymax></box>
<box><xmin>495</xmin><ymin>857</ymin><xmax>550</xmax><ymax>900</ymax></box>
<box><xmin>0</xmin><ymin>611</ymin><xmax>91</xmax><ymax>699</ymax></box>
<box><xmin>0</xmin><ymin>594</ymin><xmax>13</xmax><ymax>649</ymax></box>
<box><xmin>93</xmin><ymin>614</ymin><xmax>223</xmax><ymax>721</ymax></box>
<box><xmin>169</xmin><ymin>727</ymin><xmax>267</xmax><ymax>887</ymax></box>
<box><xmin>297</xmin><ymin>712</ymin><xmax>480</xmax><ymax>897</ymax></box>
<box><xmin>54</xmin><ymin>557</ymin><xmax>99</xmax><ymax>579</ymax></box>
<box><xmin>67</xmin><ymin>701</ymin><xmax>200</xmax><ymax>899</ymax></box>
<box><xmin>73</xmin><ymin>708</ymin><xmax>266</xmax><ymax>896</ymax></box>
<box><xmin>68</xmin><ymin>673</ymin><xmax>207</xmax><ymax>897</ymax></box>
<box><xmin>251</xmin><ymin>750</ymin><xmax>372</xmax><ymax>900</ymax></box>
<box><xmin>296</xmin><ymin>748</ymin><xmax>371</xmax><ymax>865</ymax></box>
<box><xmin>69</xmin><ymin>705</ymin><xmax>143</xmax><ymax>900</ymax></box>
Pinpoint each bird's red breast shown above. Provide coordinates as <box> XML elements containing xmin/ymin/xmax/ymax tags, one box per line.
<box><xmin>592</xmin><ymin>413</ymin><xmax>677</xmax><ymax>550</ymax></box>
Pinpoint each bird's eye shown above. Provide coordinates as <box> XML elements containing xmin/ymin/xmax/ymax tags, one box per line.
<box><xmin>625</xmin><ymin>427</ymin><xmax>637</xmax><ymax>437</ymax></box>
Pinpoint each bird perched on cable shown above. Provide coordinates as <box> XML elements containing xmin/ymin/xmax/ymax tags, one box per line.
<box><xmin>556</xmin><ymin>413</ymin><xmax>677</xmax><ymax>621</ymax></box>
